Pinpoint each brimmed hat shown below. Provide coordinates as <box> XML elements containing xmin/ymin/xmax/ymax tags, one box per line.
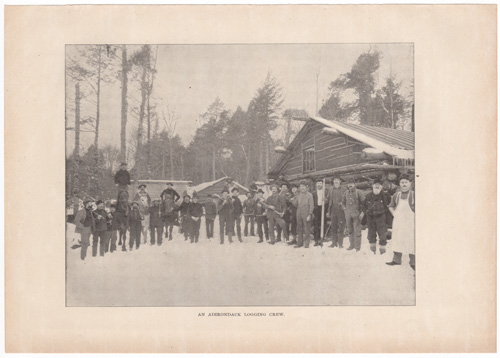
<box><xmin>138</xmin><ymin>184</ymin><xmax>146</xmax><ymax>189</ymax></box>
<box><xmin>372</xmin><ymin>178</ymin><xmax>383</xmax><ymax>185</ymax></box>
<box><xmin>120</xmin><ymin>162</ymin><xmax>127</xmax><ymax>166</ymax></box>
<box><xmin>332</xmin><ymin>175</ymin><xmax>342</xmax><ymax>181</ymax></box>
<box><xmin>257</xmin><ymin>189</ymin><xmax>265</xmax><ymax>194</ymax></box>
<box><xmin>183</xmin><ymin>194</ymin><xmax>191</xmax><ymax>199</ymax></box>
<box><xmin>231</xmin><ymin>187</ymin><xmax>240</xmax><ymax>193</ymax></box>
<box><xmin>299</xmin><ymin>179</ymin><xmax>309</xmax><ymax>186</ymax></box>
<box><xmin>290</xmin><ymin>183</ymin><xmax>298</xmax><ymax>188</ymax></box>
<box><xmin>131</xmin><ymin>201</ymin><xmax>140</xmax><ymax>206</ymax></box>
<box><xmin>269</xmin><ymin>183</ymin><xmax>279</xmax><ymax>190</ymax></box>
<box><xmin>166</xmin><ymin>182</ymin><xmax>173</xmax><ymax>186</ymax></box>
<box><xmin>346</xmin><ymin>178</ymin><xmax>356</xmax><ymax>184</ymax></box>
<box><xmin>399</xmin><ymin>173</ymin><xmax>412</xmax><ymax>182</ymax></box>
<box><xmin>95</xmin><ymin>200</ymin><xmax>104</xmax><ymax>206</ymax></box>
<box><xmin>221</xmin><ymin>188</ymin><xmax>229</xmax><ymax>194</ymax></box>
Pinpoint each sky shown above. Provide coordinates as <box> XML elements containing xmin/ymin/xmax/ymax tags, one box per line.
<box><xmin>65</xmin><ymin>43</ymin><xmax>413</xmax><ymax>154</ymax></box>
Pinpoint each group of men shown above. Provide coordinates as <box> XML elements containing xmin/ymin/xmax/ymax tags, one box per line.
<box><xmin>71</xmin><ymin>162</ymin><xmax>415</xmax><ymax>270</ymax></box>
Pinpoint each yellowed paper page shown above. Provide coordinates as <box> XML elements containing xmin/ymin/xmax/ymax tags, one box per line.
<box><xmin>5</xmin><ymin>4</ymin><xmax>496</xmax><ymax>353</ymax></box>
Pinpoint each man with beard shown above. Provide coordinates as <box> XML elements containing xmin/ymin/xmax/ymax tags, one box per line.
<box><xmin>342</xmin><ymin>178</ymin><xmax>364</xmax><ymax>252</ymax></box>
<box><xmin>327</xmin><ymin>175</ymin><xmax>346</xmax><ymax>249</ymax></box>
<box><xmin>363</xmin><ymin>178</ymin><xmax>391</xmax><ymax>255</ymax></box>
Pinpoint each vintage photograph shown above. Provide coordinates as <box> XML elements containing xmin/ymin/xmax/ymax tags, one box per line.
<box><xmin>65</xmin><ymin>43</ymin><xmax>415</xmax><ymax>307</ymax></box>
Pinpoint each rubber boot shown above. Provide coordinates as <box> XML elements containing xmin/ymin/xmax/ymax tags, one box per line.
<box><xmin>386</xmin><ymin>251</ymin><xmax>402</xmax><ymax>266</ymax></box>
<box><xmin>409</xmin><ymin>254</ymin><xmax>415</xmax><ymax>270</ymax></box>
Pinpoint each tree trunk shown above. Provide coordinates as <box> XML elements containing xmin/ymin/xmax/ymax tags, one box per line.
<box><xmin>135</xmin><ymin>65</ymin><xmax>148</xmax><ymax>179</ymax></box>
<box><xmin>258</xmin><ymin>140</ymin><xmax>263</xmax><ymax>181</ymax></box>
<box><xmin>120</xmin><ymin>45</ymin><xmax>128</xmax><ymax>163</ymax></box>
<box><xmin>94</xmin><ymin>47</ymin><xmax>102</xmax><ymax>155</ymax></box>
<box><xmin>212</xmin><ymin>145</ymin><xmax>216</xmax><ymax>181</ymax></box>
<box><xmin>244</xmin><ymin>143</ymin><xmax>252</xmax><ymax>186</ymax></box>
<box><xmin>169</xmin><ymin>138</ymin><xmax>174</xmax><ymax>180</ymax></box>
<box><xmin>74</xmin><ymin>82</ymin><xmax>80</xmax><ymax>157</ymax></box>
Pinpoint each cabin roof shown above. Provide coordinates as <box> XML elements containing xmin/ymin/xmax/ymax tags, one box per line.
<box><xmin>192</xmin><ymin>176</ymin><xmax>249</xmax><ymax>194</ymax></box>
<box><xmin>269</xmin><ymin>116</ymin><xmax>415</xmax><ymax>176</ymax></box>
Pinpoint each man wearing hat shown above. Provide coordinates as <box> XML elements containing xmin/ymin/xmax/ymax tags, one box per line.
<box><xmin>74</xmin><ymin>200</ymin><xmax>96</xmax><ymax>260</ymax></box>
<box><xmin>128</xmin><ymin>201</ymin><xmax>143</xmax><ymax>250</ymax></box>
<box><xmin>386</xmin><ymin>174</ymin><xmax>415</xmax><ymax>270</ymax></box>
<box><xmin>276</xmin><ymin>182</ymin><xmax>292</xmax><ymax>242</ymax></box>
<box><xmin>242</xmin><ymin>191</ymin><xmax>256</xmax><ymax>237</ymax></box>
<box><xmin>287</xmin><ymin>184</ymin><xmax>299</xmax><ymax>245</ymax></box>
<box><xmin>327</xmin><ymin>175</ymin><xmax>347</xmax><ymax>248</ymax></box>
<box><xmin>218</xmin><ymin>189</ymin><xmax>234</xmax><ymax>244</ymax></box>
<box><xmin>312</xmin><ymin>179</ymin><xmax>329</xmax><ymax>247</ymax></box>
<box><xmin>114</xmin><ymin>162</ymin><xmax>131</xmax><ymax>196</ymax></box>
<box><xmin>149</xmin><ymin>199</ymin><xmax>164</xmax><ymax>246</ymax></box>
<box><xmin>293</xmin><ymin>179</ymin><xmax>314</xmax><ymax>248</ymax></box>
<box><xmin>254</xmin><ymin>189</ymin><xmax>269</xmax><ymax>243</ymax></box>
<box><xmin>362</xmin><ymin>178</ymin><xmax>391</xmax><ymax>254</ymax></box>
<box><xmin>178</xmin><ymin>194</ymin><xmax>192</xmax><ymax>241</ymax></box>
<box><xmin>161</xmin><ymin>182</ymin><xmax>180</xmax><ymax>203</ymax></box>
<box><xmin>203</xmin><ymin>194</ymin><xmax>218</xmax><ymax>239</ymax></box>
<box><xmin>230</xmin><ymin>187</ymin><xmax>244</xmax><ymax>242</ymax></box>
<box><xmin>264</xmin><ymin>183</ymin><xmax>289</xmax><ymax>245</ymax></box>
<box><xmin>134</xmin><ymin>184</ymin><xmax>152</xmax><ymax>245</ymax></box>
<box><xmin>342</xmin><ymin>178</ymin><xmax>364</xmax><ymax>252</ymax></box>
<box><xmin>187</xmin><ymin>194</ymin><xmax>204</xmax><ymax>243</ymax></box>
<box><xmin>91</xmin><ymin>200</ymin><xmax>109</xmax><ymax>257</ymax></box>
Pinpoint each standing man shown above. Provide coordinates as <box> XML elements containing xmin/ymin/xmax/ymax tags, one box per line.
<box><xmin>265</xmin><ymin>184</ymin><xmax>289</xmax><ymax>245</ymax></box>
<box><xmin>204</xmin><ymin>194</ymin><xmax>218</xmax><ymax>239</ymax></box>
<box><xmin>91</xmin><ymin>200</ymin><xmax>109</xmax><ymax>257</ymax></box>
<box><xmin>312</xmin><ymin>179</ymin><xmax>329</xmax><ymax>247</ymax></box>
<box><xmin>254</xmin><ymin>189</ymin><xmax>269</xmax><ymax>243</ymax></box>
<box><xmin>74</xmin><ymin>200</ymin><xmax>96</xmax><ymax>261</ymax></box>
<box><xmin>114</xmin><ymin>162</ymin><xmax>131</xmax><ymax>197</ymax></box>
<box><xmin>188</xmin><ymin>194</ymin><xmax>204</xmax><ymax>243</ymax></box>
<box><xmin>134</xmin><ymin>184</ymin><xmax>152</xmax><ymax>245</ymax></box>
<box><xmin>342</xmin><ymin>178</ymin><xmax>364</xmax><ymax>252</ymax></box>
<box><xmin>276</xmin><ymin>183</ymin><xmax>292</xmax><ymax>243</ymax></box>
<box><xmin>230</xmin><ymin>187</ymin><xmax>243</xmax><ymax>243</ymax></box>
<box><xmin>293</xmin><ymin>180</ymin><xmax>314</xmax><ymax>248</ymax></box>
<box><xmin>218</xmin><ymin>189</ymin><xmax>234</xmax><ymax>244</ymax></box>
<box><xmin>287</xmin><ymin>184</ymin><xmax>299</xmax><ymax>246</ymax></box>
<box><xmin>363</xmin><ymin>178</ymin><xmax>391</xmax><ymax>255</ymax></box>
<box><xmin>149</xmin><ymin>200</ymin><xmax>164</xmax><ymax>246</ymax></box>
<box><xmin>327</xmin><ymin>175</ymin><xmax>347</xmax><ymax>249</ymax></box>
<box><xmin>243</xmin><ymin>191</ymin><xmax>256</xmax><ymax>237</ymax></box>
<box><xmin>161</xmin><ymin>182</ymin><xmax>180</xmax><ymax>203</ymax></box>
<box><xmin>128</xmin><ymin>201</ymin><xmax>143</xmax><ymax>251</ymax></box>
<box><xmin>178</xmin><ymin>195</ymin><xmax>192</xmax><ymax>241</ymax></box>
<box><xmin>160</xmin><ymin>187</ymin><xmax>178</xmax><ymax>241</ymax></box>
<box><xmin>386</xmin><ymin>174</ymin><xmax>416</xmax><ymax>270</ymax></box>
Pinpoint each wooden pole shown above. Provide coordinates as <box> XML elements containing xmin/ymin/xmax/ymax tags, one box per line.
<box><xmin>320</xmin><ymin>177</ymin><xmax>326</xmax><ymax>245</ymax></box>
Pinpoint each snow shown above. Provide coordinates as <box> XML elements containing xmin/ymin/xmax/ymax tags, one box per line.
<box><xmin>66</xmin><ymin>221</ymin><xmax>415</xmax><ymax>306</ymax></box>
<box><xmin>192</xmin><ymin>177</ymin><xmax>249</xmax><ymax>194</ymax></box>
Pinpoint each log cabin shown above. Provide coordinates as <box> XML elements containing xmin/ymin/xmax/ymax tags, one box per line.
<box><xmin>268</xmin><ymin>116</ymin><xmax>415</xmax><ymax>187</ymax></box>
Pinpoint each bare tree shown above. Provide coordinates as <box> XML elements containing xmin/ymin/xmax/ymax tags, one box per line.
<box><xmin>162</xmin><ymin>103</ymin><xmax>179</xmax><ymax>180</ymax></box>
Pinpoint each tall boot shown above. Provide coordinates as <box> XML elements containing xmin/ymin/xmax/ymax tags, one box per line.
<box><xmin>370</xmin><ymin>243</ymin><xmax>377</xmax><ymax>254</ymax></box>
<box><xmin>386</xmin><ymin>251</ymin><xmax>402</xmax><ymax>266</ymax></box>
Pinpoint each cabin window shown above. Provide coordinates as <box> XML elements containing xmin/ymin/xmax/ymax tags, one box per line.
<box><xmin>303</xmin><ymin>146</ymin><xmax>315</xmax><ymax>173</ymax></box>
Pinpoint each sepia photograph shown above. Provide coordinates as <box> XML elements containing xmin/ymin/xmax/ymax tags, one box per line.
<box><xmin>65</xmin><ymin>43</ymin><xmax>415</xmax><ymax>307</ymax></box>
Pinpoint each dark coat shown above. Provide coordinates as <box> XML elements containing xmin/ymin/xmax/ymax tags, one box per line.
<box><xmin>231</xmin><ymin>196</ymin><xmax>243</xmax><ymax>216</ymax></box>
<box><xmin>128</xmin><ymin>207</ymin><xmax>143</xmax><ymax>228</ymax></box>
<box><xmin>188</xmin><ymin>202</ymin><xmax>204</xmax><ymax>218</ymax></box>
<box><xmin>363</xmin><ymin>191</ymin><xmax>391</xmax><ymax>217</ymax></box>
<box><xmin>218</xmin><ymin>198</ymin><xmax>233</xmax><ymax>218</ymax></box>
<box><xmin>204</xmin><ymin>201</ymin><xmax>217</xmax><ymax>219</ymax></box>
<box><xmin>161</xmin><ymin>187</ymin><xmax>180</xmax><ymax>202</ymax></box>
<box><xmin>114</xmin><ymin>169</ymin><xmax>131</xmax><ymax>186</ymax></box>
<box><xmin>149</xmin><ymin>203</ymin><xmax>163</xmax><ymax>227</ymax></box>
<box><xmin>179</xmin><ymin>201</ymin><xmax>191</xmax><ymax>217</ymax></box>
<box><xmin>93</xmin><ymin>209</ymin><xmax>108</xmax><ymax>232</ymax></box>
<box><xmin>243</xmin><ymin>198</ymin><xmax>256</xmax><ymax>216</ymax></box>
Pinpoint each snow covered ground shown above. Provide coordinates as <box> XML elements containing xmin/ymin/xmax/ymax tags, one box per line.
<box><xmin>66</xmin><ymin>219</ymin><xmax>415</xmax><ymax>307</ymax></box>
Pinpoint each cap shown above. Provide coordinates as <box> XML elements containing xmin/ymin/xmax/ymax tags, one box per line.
<box><xmin>347</xmin><ymin>178</ymin><xmax>356</xmax><ymax>184</ymax></box>
<box><xmin>299</xmin><ymin>179</ymin><xmax>309</xmax><ymax>186</ymax></box>
<box><xmin>399</xmin><ymin>173</ymin><xmax>411</xmax><ymax>181</ymax></box>
<box><xmin>231</xmin><ymin>187</ymin><xmax>240</xmax><ymax>193</ymax></box>
<box><xmin>257</xmin><ymin>189</ymin><xmax>265</xmax><ymax>194</ymax></box>
<box><xmin>332</xmin><ymin>175</ymin><xmax>342</xmax><ymax>181</ymax></box>
<box><xmin>372</xmin><ymin>178</ymin><xmax>383</xmax><ymax>185</ymax></box>
<box><xmin>138</xmin><ymin>184</ymin><xmax>146</xmax><ymax>189</ymax></box>
<box><xmin>95</xmin><ymin>200</ymin><xmax>104</xmax><ymax>205</ymax></box>
<box><xmin>221</xmin><ymin>188</ymin><xmax>229</xmax><ymax>194</ymax></box>
<box><xmin>183</xmin><ymin>194</ymin><xmax>191</xmax><ymax>199</ymax></box>
<box><xmin>166</xmin><ymin>182</ymin><xmax>173</xmax><ymax>186</ymax></box>
<box><xmin>120</xmin><ymin>162</ymin><xmax>127</xmax><ymax>166</ymax></box>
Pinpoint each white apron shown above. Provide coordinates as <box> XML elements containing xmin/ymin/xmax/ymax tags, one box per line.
<box><xmin>391</xmin><ymin>193</ymin><xmax>415</xmax><ymax>255</ymax></box>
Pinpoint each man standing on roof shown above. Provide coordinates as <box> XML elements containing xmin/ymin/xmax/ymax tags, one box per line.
<box><xmin>161</xmin><ymin>182</ymin><xmax>180</xmax><ymax>203</ymax></box>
